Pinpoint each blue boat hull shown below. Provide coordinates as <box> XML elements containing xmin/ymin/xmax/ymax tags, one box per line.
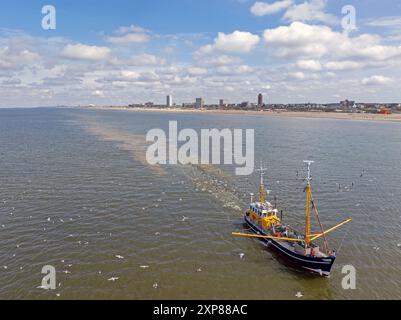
<box><xmin>245</xmin><ymin>215</ymin><xmax>335</xmax><ymax>277</ymax></box>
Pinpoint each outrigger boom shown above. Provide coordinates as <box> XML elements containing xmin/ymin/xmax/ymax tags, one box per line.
<box><xmin>232</xmin><ymin>218</ymin><xmax>352</xmax><ymax>242</ymax></box>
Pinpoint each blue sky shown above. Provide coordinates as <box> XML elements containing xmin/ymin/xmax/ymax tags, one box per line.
<box><xmin>1</xmin><ymin>0</ymin><xmax>401</xmax><ymax>107</ymax></box>
<box><xmin>3</xmin><ymin>0</ymin><xmax>398</xmax><ymax>41</ymax></box>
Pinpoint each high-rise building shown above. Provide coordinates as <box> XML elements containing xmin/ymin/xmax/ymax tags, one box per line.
<box><xmin>258</xmin><ymin>93</ymin><xmax>263</xmax><ymax>107</ymax></box>
<box><xmin>196</xmin><ymin>98</ymin><xmax>204</xmax><ymax>109</ymax></box>
<box><xmin>219</xmin><ymin>99</ymin><xmax>227</xmax><ymax>107</ymax></box>
<box><xmin>166</xmin><ymin>95</ymin><xmax>173</xmax><ymax>107</ymax></box>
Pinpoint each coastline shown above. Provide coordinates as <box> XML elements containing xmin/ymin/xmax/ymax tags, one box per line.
<box><xmin>83</xmin><ymin>106</ymin><xmax>401</xmax><ymax>123</ymax></box>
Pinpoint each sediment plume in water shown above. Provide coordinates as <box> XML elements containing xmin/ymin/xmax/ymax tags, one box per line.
<box><xmin>77</xmin><ymin>117</ymin><xmax>166</xmax><ymax>176</ymax></box>
<box><xmin>77</xmin><ymin>116</ymin><xmax>245</xmax><ymax>214</ymax></box>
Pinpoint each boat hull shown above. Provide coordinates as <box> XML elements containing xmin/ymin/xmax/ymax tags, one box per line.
<box><xmin>245</xmin><ymin>215</ymin><xmax>335</xmax><ymax>277</ymax></box>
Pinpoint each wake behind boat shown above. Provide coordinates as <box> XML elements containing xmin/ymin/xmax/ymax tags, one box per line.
<box><xmin>232</xmin><ymin>161</ymin><xmax>352</xmax><ymax>277</ymax></box>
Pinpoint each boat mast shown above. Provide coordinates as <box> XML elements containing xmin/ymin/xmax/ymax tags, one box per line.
<box><xmin>304</xmin><ymin>160</ymin><xmax>314</xmax><ymax>248</ymax></box>
<box><xmin>256</xmin><ymin>163</ymin><xmax>267</xmax><ymax>204</ymax></box>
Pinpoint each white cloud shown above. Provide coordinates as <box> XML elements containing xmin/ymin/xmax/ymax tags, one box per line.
<box><xmin>216</xmin><ymin>65</ymin><xmax>254</xmax><ymax>75</ymax></box>
<box><xmin>106</xmin><ymin>33</ymin><xmax>150</xmax><ymax>44</ymax></box>
<box><xmin>361</xmin><ymin>75</ymin><xmax>393</xmax><ymax>86</ymax></box>
<box><xmin>283</xmin><ymin>0</ymin><xmax>338</xmax><ymax>25</ymax></box>
<box><xmin>0</xmin><ymin>46</ymin><xmax>41</xmax><ymax>70</ymax></box>
<box><xmin>365</xmin><ymin>16</ymin><xmax>401</xmax><ymax>29</ymax></box>
<box><xmin>194</xmin><ymin>54</ymin><xmax>242</xmax><ymax>66</ymax></box>
<box><xmin>186</xmin><ymin>67</ymin><xmax>208</xmax><ymax>75</ymax></box>
<box><xmin>263</xmin><ymin>22</ymin><xmax>401</xmax><ymax>63</ymax></box>
<box><xmin>116</xmin><ymin>25</ymin><xmax>148</xmax><ymax>34</ymax></box>
<box><xmin>61</xmin><ymin>43</ymin><xmax>110</xmax><ymax>60</ymax></box>
<box><xmin>289</xmin><ymin>71</ymin><xmax>305</xmax><ymax>80</ymax></box>
<box><xmin>92</xmin><ymin>90</ymin><xmax>104</xmax><ymax>97</ymax></box>
<box><xmin>364</xmin><ymin>16</ymin><xmax>401</xmax><ymax>42</ymax></box>
<box><xmin>125</xmin><ymin>54</ymin><xmax>166</xmax><ymax>66</ymax></box>
<box><xmin>324</xmin><ymin>60</ymin><xmax>362</xmax><ymax>71</ymax></box>
<box><xmin>250</xmin><ymin>0</ymin><xmax>293</xmax><ymax>17</ymax></box>
<box><xmin>106</xmin><ymin>25</ymin><xmax>150</xmax><ymax>44</ymax></box>
<box><xmin>199</xmin><ymin>31</ymin><xmax>260</xmax><ymax>54</ymax></box>
<box><xmin>118</xmin><ymin>71</ymin><xmax>141</xmax><ymax>81</ymax></box>
<box><xmin>296</xmin><ymin>59</ymin><xmax>322</xmax><ymax>71</ymax></box>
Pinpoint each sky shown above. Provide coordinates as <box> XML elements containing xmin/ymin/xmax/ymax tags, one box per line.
<box><xmin>1</xmin><ymin>0</ymin><xmax>401</xmax><ymax>107</ymax></box>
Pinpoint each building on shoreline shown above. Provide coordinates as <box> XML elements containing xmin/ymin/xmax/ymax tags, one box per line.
<box><xmin>166</xmin><ymin>95</ymin><xmax>173</xmax><ymax>107</ymax></box>
<box><xmin>219</xmin><ymin>99</ymin><xmax>227</xmax><ymax>108</ymax></box>
<box><xmin>258</xmin><ymin>94</ymin><xmax>264</xmax><ymax>108</ymax></box>
<box><xmin>196</xmin><ymin>98</ymin><xmax>204</xmax><ymax>109</ymax></box>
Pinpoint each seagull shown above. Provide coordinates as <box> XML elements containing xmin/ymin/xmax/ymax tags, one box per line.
<box><xmin>197</xmin><ymin>268</ymin><xmax>202</xmax><ymax>272</ymax></box>
<box><xmin>155</xmin><ymin>232</ymin><xmax>160</xmax><ymax>236</ymax></box>
<box><xmin>108</xmin><ymin>277</ymin><xmax>119</xmax><ymax>282</ymax></box>
<box><xmin>115</xmin><ymin>255</ymin><xmax>125</xmax><ymax>260</ymax></box>
<box><xmin>295</xmin><ymin>292</ymin><xmax>303</xmax><ymax>299</ymax></box>
<box><xmin>181</xmin><ymin>216</ymin><xmax>188</xmax><ymax>222</ymax></box>
<box><xmin>153</xmin><ymin>283</ymin><xmax>158</xmax><ymax>289</ymax></box>
<box><xmin>62</xmin><ymin>270</ymin><xmax>71</xmax><ymax>274</ymax></box>
<box><xmin>239</xmin><ymin>253</ymin><xmax>245</xmax><ymax>259</ymax></box>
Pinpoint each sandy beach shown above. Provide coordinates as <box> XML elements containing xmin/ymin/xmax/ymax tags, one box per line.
<box><xmin>85</xmin><ymin>106</ymin><xmax>401</xmax><ymax>123</ymax></box>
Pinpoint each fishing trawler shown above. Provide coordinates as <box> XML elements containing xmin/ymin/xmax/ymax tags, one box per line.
<box><xmin>232</xmin><ymin>161</ymin><xmax>352</xmax><ymax>277</ymax></box>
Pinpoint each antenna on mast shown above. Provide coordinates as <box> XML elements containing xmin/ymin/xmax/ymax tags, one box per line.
<box><xmin>256</xmin><ymin>161</ymin><xmax>267</xmax><ymax>204</ymax></box>
<box><xmin>303</xmin><ymin>160</ymin><xmax>314</xmax><ymax>184</ymax></box>
<box><xmin>303</xmin><ymin>160</ymin><xmax>314</xmax><ymax>249</ymax></box>
<box><xmin>256</xmin><ymin>161</ymin><xmax>267</xmax><ymax>185</ymax></box>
